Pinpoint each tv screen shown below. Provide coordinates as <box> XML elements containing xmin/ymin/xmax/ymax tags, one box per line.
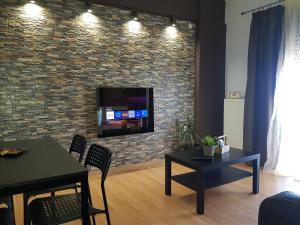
<box><xmin>96</xmin><ymin>87</ymin><xmax>154</xmax><ymax>137</ymax></box>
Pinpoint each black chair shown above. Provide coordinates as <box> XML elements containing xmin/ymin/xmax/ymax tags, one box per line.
<box><xmin>259</xmin><ymin>191</ymin><xmax>300</xmax><ymax>225</ymax></box>
<box><xmin>24</xmin><ymin>134</ymin><xmax>87</xmax><ymax>225</ymax></box>
<box><xmin>28</xmin><ymin>144</ymin><xmax>112</xmax><ymax>225</ymax></box>
<box><xmin>69</xmin><ymin>134</ymin><xmax>88</xmax><ymax>163</ymax></box>
<box><xmin>0</xmin><ymin>196</ymin><xmax>15</xmax><ymax>225</ymax></box>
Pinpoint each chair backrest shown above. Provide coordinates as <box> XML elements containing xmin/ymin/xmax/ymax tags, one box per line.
<box><xmin>84</xmin><ymin>144</ymin><xmax>112</xmax><ymax>181</ymax></box>
<box><xmin>69</xmin><ymin>135</ymin><xmax>87</xmax><ymax>163</ymax></box>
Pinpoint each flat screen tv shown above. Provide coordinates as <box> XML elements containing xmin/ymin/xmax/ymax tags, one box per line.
<box><xmin>96</xmin><ymin>87</ymin><xmax>154</xmax><ymax>138</ymax></box>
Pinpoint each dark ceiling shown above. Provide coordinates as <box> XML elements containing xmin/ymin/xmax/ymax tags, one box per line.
<box><xmin>89</xmin><ymin>0</ymin><xmax>199</xmax><ymax>21</ymax></box>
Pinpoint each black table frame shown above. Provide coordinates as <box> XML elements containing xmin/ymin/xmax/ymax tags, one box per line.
<box><xmin>0</xmin><ymin>138</ymin><xmax>90</xmax><ymax>225</ymax></box>
<box><xmin>165</xmin><ymin>149</ymin><xmax>260</xmax><ymax>215</ymax></box>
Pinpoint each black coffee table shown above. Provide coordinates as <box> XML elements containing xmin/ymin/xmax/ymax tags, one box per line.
<box><xmin>165</xmin><ymin>148</ymin><xmax>260</xmax><ymax>215</ymax></box>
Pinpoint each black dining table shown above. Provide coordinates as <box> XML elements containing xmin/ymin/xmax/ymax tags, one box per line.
<box><xmin>0</xmin><ymin>137</ymin><xmax>90</xmax><ymax>225</ymax></box>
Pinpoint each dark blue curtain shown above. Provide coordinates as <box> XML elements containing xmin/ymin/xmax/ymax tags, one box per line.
<box><xmin>243</xmin><ymin>6</ymin><xmax>284</xmax><ymax>165</ymax></box>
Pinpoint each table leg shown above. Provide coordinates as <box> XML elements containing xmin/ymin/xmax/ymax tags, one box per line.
<box><xmin>81</xmin><ymin>175</ymin><xmax>90</xmax><ymax>225</ymax></box>
<box><xmin>196</xmin><ymin>171</ymin><xmax>205</xmax><ymax>215</ymax></box>
<box><xmin>252</xmin><ymin>157</ymin><xmax>260</xmax><ymax>194</ymax></box>
<box><xmin>165</xmin><ymin>157</ymin><xmax>171</xmax><ymax>195</ymax></box>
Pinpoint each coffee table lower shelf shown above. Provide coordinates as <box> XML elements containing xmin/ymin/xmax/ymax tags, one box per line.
<box><xmin>171</xmin><ymin>167</ymin><xmax>253</xmax><ymax>191</ymax></box>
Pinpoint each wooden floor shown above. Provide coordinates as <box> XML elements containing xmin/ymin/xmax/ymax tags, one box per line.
<box><xmin>12</xmin><ymin>160</ymin><xmax>300</xmax><ymax>225</ymax></box>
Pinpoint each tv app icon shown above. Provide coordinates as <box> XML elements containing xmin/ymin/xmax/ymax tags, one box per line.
<box><xmin>135</xmin><ymin>110</ymin><xmax>142</xmax><ymax>119</ymax></box>
<box><xmin>106</xmin><ymin>111</ymin><xmax>114</xmax><ymax>120</ymax></box>
<box><xmin>128</xmin><ymin>110</ymin><xmax>135</xmax><ymax>119</ymax></box>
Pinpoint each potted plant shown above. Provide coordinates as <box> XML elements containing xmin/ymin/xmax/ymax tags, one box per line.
<box><xmin>177</xmin><ymin>115</ymin><xmax>200</xmax><ymax>149</ymax></box>
<box><xmin>201</xmin><ymin>135</ymin><xmax>217</xmax><ymax>156</ymax></box>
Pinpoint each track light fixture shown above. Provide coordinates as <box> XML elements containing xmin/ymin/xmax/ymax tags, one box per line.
<box><xmin>170</xmin><ymin>17</ymin><xmax>176</xmax><ymax>27</ymax></box>
<box><xmin>131</xmin><ymin>11</ymin><xmax>138</xmax><ymax>21</ymax></box>
<box><xmin>85</xmin><ymin>0</ymin><xmax>92</xmax><ymax>12</ymax></box>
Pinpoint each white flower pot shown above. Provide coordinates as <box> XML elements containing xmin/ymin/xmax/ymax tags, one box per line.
<box><xmin>203</xmin><ymin>146</ymin><xmax>216</xmax><ymax>157</ymax></box>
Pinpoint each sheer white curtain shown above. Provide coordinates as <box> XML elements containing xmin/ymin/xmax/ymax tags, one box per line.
<box><xmin>265</xmin><ymin>0</ymin><xmax>300</xmax><ymax>177</ymax></box>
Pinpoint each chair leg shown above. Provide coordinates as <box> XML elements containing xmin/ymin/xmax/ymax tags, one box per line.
<box><xmin>89</xmin><ymin>196</ymin><xmax>96</xmax><ymax>225</ymax></box>
<box><xmin>101</xmin><ymin>184</ymin><xmax>111</xmax><ymax>225</ymax></box>
<box><xmin>87</xmin><ymin>185</ymin><xmax>96</xmax><ymax>225</ymax></box>
<box><xmin>89</xmin><ymin>216</ymin><xmax>96</xmax><ymax>225</ymax></box>
<box><xmin>23</xmin><ymin>194</ymin><xmax>30</xmax><ymax>225</ymax></box>
<box><xmin>91</xmin><ymin>215</ymin><xmax>96</xmax><ymax>225</ymax></box>
<box><xmin>9</xmin><ymin>196</ymin><xmax>16</xmax><ymax>225</ymax></box>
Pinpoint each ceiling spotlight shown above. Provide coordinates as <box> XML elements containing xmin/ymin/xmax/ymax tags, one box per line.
<box><xmin>85</xmin><ymin>0</ymin><xmax>92</xmax><ymax>13</ymax></box>
<box><xmin>170</xmin><ymin>17</ymin><xmax>176</xmax><ymax>27</ymax></box>
<box><xmin>30</xmin><ymin>0</ymin><xmax>35</xmax><ymax>3</ymax></box>
<box><xmin>131</xmin><ymin>11</ymin><xmax>138</xmax><ymax>21</ymax></box>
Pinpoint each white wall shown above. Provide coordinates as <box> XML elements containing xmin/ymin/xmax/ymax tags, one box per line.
<box><xmin>224</xmin><ymin>99</ymin><xmax>244</xmax><ymax>149</ymax></box>
<box><xmin>225</xmin><ymin>0</ymin><xmax>276</xmax><ymax>98</ymax></box>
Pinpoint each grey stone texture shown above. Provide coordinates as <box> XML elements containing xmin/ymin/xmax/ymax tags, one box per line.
<box><xmin>0</xmin><ymin>0</ymin><xmax>195</xmax><ymax>167</ymax></box>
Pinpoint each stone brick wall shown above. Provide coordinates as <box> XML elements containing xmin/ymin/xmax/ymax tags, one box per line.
<box><xmin>0</xmin><ymin>0</ymin><xmax>195</xmax><ymax>167</ymax></box>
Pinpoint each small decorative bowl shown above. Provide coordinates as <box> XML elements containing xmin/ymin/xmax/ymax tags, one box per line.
<box><xmin>0</xmin><ymin>147</ymin><xmax>25</xmax><ymax>157</ymax></box>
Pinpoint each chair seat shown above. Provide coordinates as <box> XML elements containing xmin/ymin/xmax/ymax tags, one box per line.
<box><xmin>0</xmin><ymin>208</ymin><xmax>14</xmax><ymax>225</ymax></box>
<box><xmin>29</xmin><ymin>194</ymin><xmax>104</xmax><ymax>225</ymax></box>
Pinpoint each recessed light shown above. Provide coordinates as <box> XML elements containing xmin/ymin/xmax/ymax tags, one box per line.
<box><xmin>85</xmin><ymin>0</ymin><xmax>93</xmax><ymax>13</ymax></box>
<box><xmin>30</xmin><ymin>0</ymin><xmax>35</xmax><ymax>3</ymax></box>
<box><xmin>131</xmin><ymin>11</ymin><xmax>138</xmax><ymax>21</ymax></box>
<box><xmin>170</xmin><ymin>17</ymin><xmax>176</xmax><ymax>27</ymax></box>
